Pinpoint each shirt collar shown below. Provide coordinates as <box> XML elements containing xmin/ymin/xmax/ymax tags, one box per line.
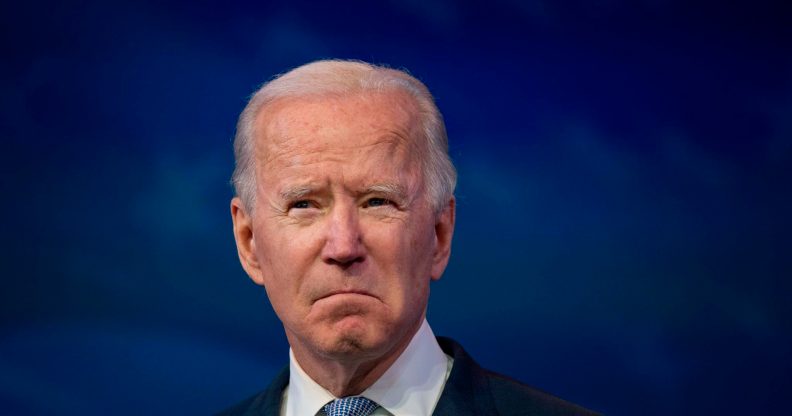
<box><xmin>285</xmin><ymin>319</ymin><xmax>451</xmax><ymax>416</ymax></box>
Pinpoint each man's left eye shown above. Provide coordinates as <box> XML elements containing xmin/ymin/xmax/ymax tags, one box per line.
<box><xmin>367</xmin><ymin>198</ymin><xmax>392</xmax><ymax>207</ymax></box>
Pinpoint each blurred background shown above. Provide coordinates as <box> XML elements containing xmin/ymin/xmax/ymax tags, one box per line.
<box><xmin>1</xmin><ymin>0</ymin><xmax>791</xmax><ymax>414</ymax></box>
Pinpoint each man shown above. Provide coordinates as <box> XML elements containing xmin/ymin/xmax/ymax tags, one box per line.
<box><xmin>222</xmin><ymin>59</ymin><xmax>598</xmax><ymax>415</ymax></box>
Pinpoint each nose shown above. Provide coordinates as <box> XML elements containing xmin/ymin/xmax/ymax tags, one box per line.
<box><xmin>321</xmin><ymin>202</ymin><xmax>366</xmax><ymax>267</ymax></box>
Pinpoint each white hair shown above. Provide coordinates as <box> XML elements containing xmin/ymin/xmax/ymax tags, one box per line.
<box><xmin>231</xmin><ymin>59</ymin><xmax>456</xmax><ymax>214</ymax></box>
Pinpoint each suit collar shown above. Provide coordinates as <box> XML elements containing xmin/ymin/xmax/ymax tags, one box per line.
<box><xmin>243</xmin><ymin>336</ymin><xmax>493</xmax><ymax>416</ymax></box>
<box><xmin>432</xmin><ymin>337</ymin><xmax>496</xmax><ymax>416</ymax></box>
<box><xmin>248</xmin><ymin>366</ymin><xmax>288</xmax><ymax>416</ymax></box>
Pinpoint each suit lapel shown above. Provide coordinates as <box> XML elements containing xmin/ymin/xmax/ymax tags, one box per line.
<box><xmin>252</xmin><ymin>366</ymin><xmax>289</xmax><ymax>416</ymax></box>
<box><xmin>238</xmin><ymin>338</ymin><xmax>497</xmax><ymax>416</ymax></box>
<box><xmin>433</xmin><ymin>337</ymin><xmax>497</xmax><ymax>416</ymax></box>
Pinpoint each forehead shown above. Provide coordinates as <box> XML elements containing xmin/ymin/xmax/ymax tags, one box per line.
<box><xmin>253</xmin><ymin>90</ymin><xmax>423</xmax><ymax>166</ymax></box>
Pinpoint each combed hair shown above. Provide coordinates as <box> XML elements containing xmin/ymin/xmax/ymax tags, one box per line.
<box><xmin>231</xmin><ymin>59</ymin><xmax>456</xmax><ymax>214</ymax></box>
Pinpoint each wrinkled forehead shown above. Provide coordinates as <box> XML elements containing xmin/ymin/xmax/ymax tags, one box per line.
<box><xmin>252</xmin><ymin>90</ymin><xmax>425</xmax><ymax>166</ymax></box>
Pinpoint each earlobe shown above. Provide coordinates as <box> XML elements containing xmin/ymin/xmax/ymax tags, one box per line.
<box><xmin>430</xmin><ymin>197</ymin><xmax>456</xmax><ymax>281</ymax></box>
<box><xmin>230</xmin><ymin>197</ymin><xmax>266</xmax><ymax>286</ymax></box>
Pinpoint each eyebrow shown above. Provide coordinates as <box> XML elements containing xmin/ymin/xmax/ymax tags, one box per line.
<box><xmin>278</xmin><ymin>185</ymin><xmax>316</xmax><ymax>201</ymax></box>
<box><xmin>277</xmin><ymin>182</ymin><xmax>410</xmax><ymax>202</ymax></box>
<box><xmin>363</xmin><ymin>183</ymin><xmax>407</xmax><ymax>197</ymax></box>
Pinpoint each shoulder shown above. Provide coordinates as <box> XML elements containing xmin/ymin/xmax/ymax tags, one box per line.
<box><xmin>483</xmin><ymin>369</ymin><xmax>600</xmax><ymax>416</ymax></box>
<box><xmin>436</xmin><ymin>337</ymin><xmax>601</xmax><ymax>416</ymax></box>
<box><xmin>215</xmin><ymin>395</ymin><xmax>261</xmax><ymax>416</ymax></box>
<box><xmin>215</xmin><ymin>366</ymin><xmax>288</xmax><ymax>416</ymax></box>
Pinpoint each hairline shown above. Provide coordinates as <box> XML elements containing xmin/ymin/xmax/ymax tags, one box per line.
<box><xmin>231</xmin><ymin>60</ymin><xmax>456</xmax><ymax>217</ymax></box>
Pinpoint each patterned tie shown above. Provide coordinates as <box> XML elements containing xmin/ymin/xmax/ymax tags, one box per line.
<box><xmin>322</xmin><ymin>396</ymin><xmax>379</xmax><ymax>416</ymax></box>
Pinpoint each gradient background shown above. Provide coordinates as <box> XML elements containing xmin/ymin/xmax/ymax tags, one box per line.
<box><xmin>2</xmin><ymin>0</ymin><xmax>791</xmax><ymax>414</ymax></box>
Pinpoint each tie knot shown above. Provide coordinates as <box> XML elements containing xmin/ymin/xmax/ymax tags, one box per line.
<box><xmin>323</xmin><ymin>396</ymin><xmax>379</xmax><ymax>416</ymax></box>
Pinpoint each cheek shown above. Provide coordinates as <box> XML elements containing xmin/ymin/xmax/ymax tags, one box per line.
<box><xmin>257</xmin><ymin>220</ymin><xmax>320</xmax><ymax>262</ymax></box>
<box><xmin>256</xmin><ymin>234</ymin><xmax>316</xmax><ymax>323</ymax></box>
<box><xmin>374</xmin><ymin>222</ymin><xmax>435</xmax><ymax>292</ymax></box>
<box><xmin>403</xmin><ymin>221</ymin><xmax>437</xmax><ymax>271</ymax></box>
<box><xmin>254</xmin><ymin>226</ymin><xmax>314</xmax><ymax>294</ymax></box>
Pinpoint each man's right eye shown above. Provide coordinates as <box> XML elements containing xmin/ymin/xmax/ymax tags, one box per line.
<box><xmin>291</xmin><ymin>200</ymin><xmax>311</xmax><ymax>209</ymax></box>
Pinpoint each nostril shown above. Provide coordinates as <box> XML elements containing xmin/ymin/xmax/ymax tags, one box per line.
<box><xmin>326</xmin><ymin>256</ymin><xmax>365</xmax><ymax>268</ymax></box>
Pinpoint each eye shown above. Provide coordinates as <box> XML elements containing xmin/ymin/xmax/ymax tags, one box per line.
<box><xmin>291</xmin><ymin>200</ymin><xmax>312</xmax><ymax>209</ymax></box>
<box><xmin>366</xmin><ymin>197</ymin><xmax>392</xmax><ymax>208</ymax></box>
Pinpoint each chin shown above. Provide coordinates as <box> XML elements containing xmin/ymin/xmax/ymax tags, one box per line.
<box><xmin>319</xmin><ymin>320</ymin><xmax>391</xmax><ymax>359</ymax></box>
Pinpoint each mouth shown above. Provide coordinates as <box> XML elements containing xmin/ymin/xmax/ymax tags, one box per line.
<box><xmin>315</xmin><ymin>290</ymin><xmax>377</xmax><ymax>302</ymax></box>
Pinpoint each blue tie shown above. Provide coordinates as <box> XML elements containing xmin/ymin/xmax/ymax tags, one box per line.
<box><xmin>322</xmin><ymin>396</ymin><xmax>379</xmax><ymax>416</ymax></box>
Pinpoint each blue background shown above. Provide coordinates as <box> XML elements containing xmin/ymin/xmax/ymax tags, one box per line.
<box><xmin>2</xmin><ymin>0</ymin><xmax>791</xmax><ymax>414</ymax></box>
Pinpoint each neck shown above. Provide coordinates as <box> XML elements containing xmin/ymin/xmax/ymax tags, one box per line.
<box><xmin>288</xmin><ymin>318</ymin><xmax>424</xmax><ymax>397</ymax></box>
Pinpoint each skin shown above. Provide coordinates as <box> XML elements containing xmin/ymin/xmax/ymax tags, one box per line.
<box><xmin>230</xmin><ymin>89</ymin><xmax>455</xmax><ymax>397</ymax></box>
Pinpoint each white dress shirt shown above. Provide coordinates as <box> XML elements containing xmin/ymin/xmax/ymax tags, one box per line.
<box><xmin>281</xmin><ymin>319</ymin><xmax>453</xmax><ymax>416</ymax></box>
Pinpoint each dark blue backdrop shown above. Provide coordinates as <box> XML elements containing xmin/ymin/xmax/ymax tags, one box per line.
<box><xmin>2</xmin><ymin>0</ymin><xmax>791</xmax><ymax>414</ymax></box>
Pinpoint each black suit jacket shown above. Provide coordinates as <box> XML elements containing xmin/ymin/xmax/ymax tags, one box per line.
<box><xmin>218</xmin><ymin>337</ymin><xmax>600</xmax><ymax>415</ymax></box>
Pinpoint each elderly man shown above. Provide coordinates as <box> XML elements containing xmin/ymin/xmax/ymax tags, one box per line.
<box><xmin>222</xmin><ymin>60</ymin><xmax>597</xmax><ymax>416</ymax></box>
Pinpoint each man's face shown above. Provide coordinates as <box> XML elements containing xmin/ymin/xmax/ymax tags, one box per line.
<box><xmin>231</xmin><ymin>90</ymin><xmax>454</xmax><ymax>362</ymax></box>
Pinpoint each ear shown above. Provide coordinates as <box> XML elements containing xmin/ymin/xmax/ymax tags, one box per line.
<box><xmin>230</xmin><ymin>197</ymin><xmax>266</xmax><ymax>286</ymax></box>
<box><xmin>430</xmin><ymin>196</ymin><xmax>456</xmax><ymax>281</ymax></box>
